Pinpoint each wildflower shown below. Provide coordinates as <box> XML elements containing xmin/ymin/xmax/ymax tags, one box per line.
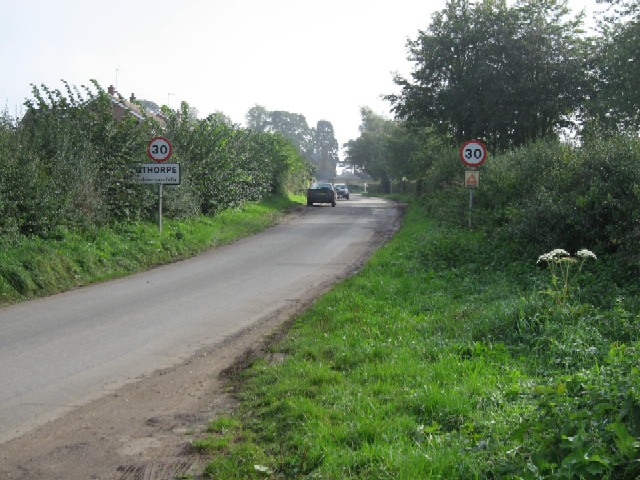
<box><xmin>536</xmin><ymin>248</ymin><xmax>597</xmax><ymax>304</ymax></box>
<box><xmin>576</xmin><ymin>249</ymin><xmax>597</xmax><ymax>260</ymax></box>
<box><xmin>537</xmin><ymin>249</ymin><xmax>570</xmax><ymax>264</ymax></box>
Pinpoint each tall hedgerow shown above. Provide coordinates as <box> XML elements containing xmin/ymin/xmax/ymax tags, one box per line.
<box><xmin>479</xmin><ymin>138</ymin><xmax>640</xmax><ymax>266</ymax></box>
<box><xmin>13</xmin><ymin>81</ymin><xmax>158</xmax><ymax>236</ymax></box>
<box><xmin>164</xmin><ymin>102</ymin><xmax>311</xmax><ymax>215</ymax></box>
<box><xmin>0</xmin><ymin>80</ymin><xmax>311</xmax><ymax>241</ymax></box>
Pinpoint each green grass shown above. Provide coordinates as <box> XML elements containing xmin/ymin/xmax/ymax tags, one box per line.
<box><xmin>197</xmin><ymin>200</ymin><xmax>640</xmax><ymax>479</ymax></box>
<box><xmin>0</xmin><ymin>194</ymin><xmax>304</xmax><ymax>306</ymax></box>
<box><xmin>2</xmin><ymin>190</ymin><xmax>638</xmax><ymax>478</ymax></box>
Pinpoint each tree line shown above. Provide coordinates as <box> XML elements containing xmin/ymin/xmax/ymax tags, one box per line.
<box><xmin>246</xmin><ymin>105</ymin><xmax>339</xmax><ymax>180</ymax></box>
<box><xmin>345</xmin><ymin>0</ymin><xmax>640</xmax><ymax>265</ymax></box>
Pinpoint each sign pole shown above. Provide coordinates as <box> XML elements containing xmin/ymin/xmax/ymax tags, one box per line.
<box><xmin>145</xmin><ymin>136</ymin><xmax>173</xmax><ymax>234</ymax></box>
<box><xmin>459</xmin><ymin>140</ymin><xmax>487</xmax><ymax>230</ymax></box>
<box><xmin>469</xmin><ymin>188</ymin><xmax>474</xmax><ymax>229</ymax></box>
<box><xmin>158</xmin><ymin>184</ymin><xmax>163</xmax><ymax>234</ymax></box>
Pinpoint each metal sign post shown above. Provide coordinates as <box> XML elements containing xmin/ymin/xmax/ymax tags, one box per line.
<box><xmin>465</xmin><ymin>169</ymin><xmax>480</xmax><ymax>227</ymax></box>
<box><xmin>460</xmin><ymin>140</ymin><xmax>487</xmax><ymax>229</ymax></box>
<box><xmin>158</xmin><ymin>184</ymin><xmax>163</xmax><ymax>234</ymax></box>
<box><xmin>469</xmin><ymin>187</ymin><xmax>474</xmax><ymax>229</ymax></box>
<box><xmin>145</xmin><ymin>137</ymin><xmax>173</xmax><ymax>233</ymax></box>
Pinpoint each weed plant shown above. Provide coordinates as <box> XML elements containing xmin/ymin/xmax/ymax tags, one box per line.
<box><xmin>200</xmin><ymin>200</ymin><xmax>640</xmax><ymax>479</ymax></box>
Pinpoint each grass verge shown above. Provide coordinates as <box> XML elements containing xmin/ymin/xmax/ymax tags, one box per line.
<box><xmin>198</xmin><ymin>199</ymin><xmax>640</xmax><ymax>479</ymax></box>
<box><xmin>0</xmin><ymin>194</ymin><xmax>304</xmax><ymax>306</ymax></box>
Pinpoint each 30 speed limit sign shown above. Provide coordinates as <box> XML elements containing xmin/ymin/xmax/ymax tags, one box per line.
<box><xmin>459</xmin><ymin>140</ymin><xmax>487</xmax><ymax>167</ymax></box>
<box><xmin>147</xmin><ymin>136</ymin><xmax>173</xmax><ymax>163</ymax></box>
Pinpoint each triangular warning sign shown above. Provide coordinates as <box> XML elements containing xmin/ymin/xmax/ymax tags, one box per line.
<box><xmin>465</xmin><ymin>171</ymin><xmax>479</xmax><ymax>187</ymax></box>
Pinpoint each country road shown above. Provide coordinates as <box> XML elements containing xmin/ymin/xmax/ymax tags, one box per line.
<box><xmin>0</xmin><ymin>195</ymin><xmax>402</xmax><ymax>480</ymax></box>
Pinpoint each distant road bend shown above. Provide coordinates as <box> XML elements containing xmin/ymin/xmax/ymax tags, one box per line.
<box><xmin>0</xmin><ymin>195</ymin><xmax>401</xmax><ymax>444</ymax></box>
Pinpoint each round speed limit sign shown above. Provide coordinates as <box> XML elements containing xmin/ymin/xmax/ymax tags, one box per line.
<box><xmin>147</xmin><ymin>136</ymin><xmax>173</xmax><ymax>163</ymax></box>
<box><xmin>459</xmin><ymin>140</ymin><xmax>487</xmax><ymax>167</ymax></box>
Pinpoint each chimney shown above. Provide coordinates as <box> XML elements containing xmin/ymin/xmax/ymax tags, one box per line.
<box><xmin>108</xmin><ymin>85</ymin><xmax>116</xmax><ymax>95</ymax></box>
<box><xmin>129</xmin><ymin>93</ymin><xmax>136</xmax><ymax>102</ymax></box>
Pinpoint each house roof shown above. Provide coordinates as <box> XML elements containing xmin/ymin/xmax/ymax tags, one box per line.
<box><xmin>106</xmin><ymin>85</ymin><xmax>167</xmax><ymax>125</ymax></box>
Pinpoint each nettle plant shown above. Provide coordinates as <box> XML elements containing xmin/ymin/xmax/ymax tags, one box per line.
<box><xmin>537</xmin><ymin>248</ymin><xmax>597</xmax><ymax>304</ymax></box>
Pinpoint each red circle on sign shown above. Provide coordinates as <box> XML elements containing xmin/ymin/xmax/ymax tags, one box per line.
<box><xmin>147</xmin><ymin>136</ymin><xmax>173</xmax><ymax>163</ymax></box>
<box><xmin>459</xmin><ymin>140</ymin><xmax>487</xmax><ymax>167</ymax></box>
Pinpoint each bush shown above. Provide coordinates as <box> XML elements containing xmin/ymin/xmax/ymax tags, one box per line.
<box><xmin>0</xmin><ymin>81</ymin><xmax>311</xmax><ymax>241</ymax></box>
<box><xmin>479</xmin><ymin>138</ymin><xmax>640</xmax><ymax>265</ymax></box>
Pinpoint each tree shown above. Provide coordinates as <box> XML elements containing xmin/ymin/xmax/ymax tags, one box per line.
<box><xmin>268</xmin><ymin>111</ymin><xmax>314</xmax><ymax>156</ymax></box>
<box><xmin>344</xmin><ymin>107</ymin><xmax>396</xmax><ymax>189</ymax></box>
<box><xmin>585</xmin><ymin>0</ymin><xmax>640</xmax><ymax>134</ymax></box>
<box><xmin>244</xmin><ymin>105</ymin><xmax>342</xmax><ymax>179</ymax></box>
<box><xmin>598</xmin><ymin>0</ymin><xmax>639</xmax><ymax>21</ymax></box>
<box><xmin>312</xmin><ymin>120</ymin><xmax>339</xmax><ymax>180</ymax></box>
<box><xmin>344</xmin><ymin>107</ymin><xmax>452</xmax><ymax>192</ymax></box>
<box><xmin>388</xmin><ymin>0</ymin><xmax>588</xmax><ymax>152</ymax></box>
<box><xmin>244</xmin><ymin>106</ymin><xmax>314</xmax><ymax>156</ymax></box>
<box><xmin>245</xmin><ymin>105</ymin><xmax>270</xmax><ymax>132</ymax></box>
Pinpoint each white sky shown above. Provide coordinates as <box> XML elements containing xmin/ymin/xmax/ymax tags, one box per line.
<box><xmin>1</xmin><ymin>0</ymin><xmax>601</xmax><ymax>154</ymax></box>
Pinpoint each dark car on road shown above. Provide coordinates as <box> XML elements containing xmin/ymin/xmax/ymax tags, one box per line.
<box><xmin>307</xmin><ymin>182</ymin><xmax>337</xmax><ymax>207</ymax></box>
<box><xmin>334</xmin><ymin>183</ymin><xmax>350</xmax><ymax>200</ymax></box>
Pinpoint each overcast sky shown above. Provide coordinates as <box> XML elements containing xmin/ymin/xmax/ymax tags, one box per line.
<box><xmin>2</xmin><ymin>0</ymin><xmax>600</xmax><ymax>155</ymax></box>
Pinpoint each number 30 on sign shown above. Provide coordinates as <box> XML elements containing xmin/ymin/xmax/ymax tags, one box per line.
<box><xmin>147</xmin><ymin>136</ymin><xmax>173</xmax><ymax>163</ymax></box>
<box><xmin>459</xmin><ymin>140</ymin><xmax>487</xmax><ymax>167</ymax></box>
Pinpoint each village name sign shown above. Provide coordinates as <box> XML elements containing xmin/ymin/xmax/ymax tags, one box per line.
<box><xmin>132</xmin><ymin>136</ymin><xmax>181</xmax><ymax>185</ymax></box>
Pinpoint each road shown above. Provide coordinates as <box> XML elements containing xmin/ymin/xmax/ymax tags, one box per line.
<box><xmin>0</xmin><ymin>195</ymin><xmax>401</xmax><ymax>447</ymax></box>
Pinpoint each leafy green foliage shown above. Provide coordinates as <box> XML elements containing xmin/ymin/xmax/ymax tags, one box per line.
<box><xmin>0</xmin><ymin>81</ymin><xmax>311</xmax><ymax>240</ymax></box>
<box><xmin>204</xmin><ymin>202</ymin><xmax>640</xmax><ymax>479</ymax></box>
<box><xmin>313</xmin><ymin>120</ymin><xmax>339</xmax><ymax>180</ymax></box>
<box><xmin>245</xmin><ymin>105</ymin><xmax>338</xmax><ymax>180</ymax></box>
<box><xmin>480</xmin><ymin>138</ymin><xmax>640</xmax><ymax>266</ymax></box>
<box><xmin>343</xmin><ymin>107</ymin><xmax>396</xmax><ymax>188</ymax></box>
<box><xmin>389</xmin><ymin>0</ymin><xmax>588</xmax><ymax>151</ymax></box>
<box><xmin>585</xmin><ymin>0</ymin><xmax>640</xmax><ymax>134</ymax></box>
<box><xmin>0</xmin><ymin>194</ymin><xmax>302</xmax><ymax>306</ymax></box>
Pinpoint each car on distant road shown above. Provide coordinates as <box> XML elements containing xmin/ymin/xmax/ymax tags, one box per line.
<box><xmin>334</xmin><ymin>183</ymin><xmax>350</xmax><ymax>200</ymax></box>
<box><xmin>306</xmin><ymin>182</ymin><xmax>337</xmax><ymax>207</ymax></box>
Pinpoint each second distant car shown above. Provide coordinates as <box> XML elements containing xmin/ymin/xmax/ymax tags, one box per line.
<box><xmin>307</xmin><ymin>182</ymin><xmax>337</xmax><ymax>207</ymax></box>
<box><xmin>334</xmin><ymin>183</ymin><xmax>350</xmax><ymax>200</ymax></box>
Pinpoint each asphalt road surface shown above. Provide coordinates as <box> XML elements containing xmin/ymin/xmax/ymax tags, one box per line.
<box><xmin>0</xmin><ymin>195</ymin><xmax>401</xmax><ymax>445</ymax></box>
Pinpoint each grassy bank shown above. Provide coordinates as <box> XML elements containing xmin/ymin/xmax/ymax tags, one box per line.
<box><xmin>197</xmin><ymin>199</ymin><xmax>640</xmax><ymax>479</ymax></box>
<box><xmin>0</xmin><ymin>194</ymin><xmax>303</xmax><ymax>306</ymax></box>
